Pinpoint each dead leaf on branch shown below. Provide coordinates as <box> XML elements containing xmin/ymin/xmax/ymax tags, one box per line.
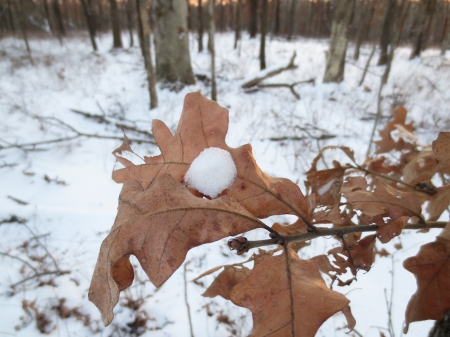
<box><xmin>328</xmin><ymin>235</ymin><xmax>377</xmax><ymax>274</ymax></box>
<box><xmin>427</xmin><ymin>184</ymin><xmax>450</xmax><ymax>221</ymax></box>
<box><xmin>203</xmin><ymin>265</ymin><xmax>251</xmax><ymax>300</ymax></box>
<box><xmin>341</xmin><ymin>177</ymin><xmax>422</xmax><ymax>243</ymax></box>
<box><xmin>112</xmin><ymin>92</ymin><xmax>308</xmax><ymax>220</ymax></box>
<box><xmin>402</xmin><ymin>147</ymin><xmax>437</xmax><ymax>184</ymax></box>
<box><xmin>432</xmin><ymin>132</ymin><xmax>450</xmax><ymax>175</ymax></box>
<box><xmin>89</xmin><ymin>174</ymin><xmax>265</xmax><ymax>326</ymax></box>
<box><xmin>306</xmin><ymin>146</ymin><xmax>355</xmax><ymax>175</ymax></box>
<box><xmin>403</xmin><ymin>223</ymin><xmax>450</xmax><ymax>333</ymax></box>
<box><xmin>374</xmin><ymin>106</ymin><xmax>415</xmax><ymax>154</ymax></box>
<box><xmin>228</xmin><ymin>248</ymin><xmax>353</xmax><ymax>337</ymax></box>
<box><xmin>306</xmin><ymin>165</ymin><xmax>345</xmax><ymax>207</ymax></box>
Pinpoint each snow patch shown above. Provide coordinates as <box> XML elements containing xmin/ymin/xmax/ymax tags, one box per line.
<box><xmin>185</xmin><ymin>147</ymin><xmax>237</xmax><ymax>198</ymax></box>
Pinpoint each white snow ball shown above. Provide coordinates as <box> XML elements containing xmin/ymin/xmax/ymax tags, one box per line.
<box><xmin>185</xmin><ymin>147</ymin><xmax>237</xmax><ymax>199</ymax></box>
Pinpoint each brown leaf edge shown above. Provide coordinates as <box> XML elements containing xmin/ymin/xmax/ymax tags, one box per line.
<box><xmin>403</xmin><ymin>223</ymin><xmax>450</xmax><ymax>333</ymax></box>
<box><xmin>89</xmin><ymin>174</ymin><xmax>265</xmax><ymax>326</ymax></box>
<box><xmin>204</xmin><ymin>248</ymin><xmax>353</xmax><ymax>337</ymax></box>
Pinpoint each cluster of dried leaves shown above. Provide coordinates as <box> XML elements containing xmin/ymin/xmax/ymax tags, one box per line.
<box><xmin>89</xmin><ymin>94</ymin><xmax>450</xmax><ymax>336</ymax></box>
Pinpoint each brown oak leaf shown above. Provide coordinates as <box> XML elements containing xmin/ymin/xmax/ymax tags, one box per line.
<box><xmin>427</xmin><ymin>184</ymin><xmax>450</xmax><ymax>221</ymax></box>
<box><xmin>112</xmin><ymin>92</ymin><xmax>308</xmax><ymax>219</ymax></box>
<box><xmin>403</xmin><ymin>223</ymin><xmax>450</xmax><ymax>333</ymax></box>
<box><xmin>202</xmin><ymin>265</ymin><xmax>251</xmax><ymax>300</ymax></box>
<box><xmin>432</xmin><ymin>132</ymin><xmax>450</xmax><ymax>174</ymax></box>
<box><xmin>229</xmin><ymin>248</ymin><xmax>351</xmax><ymax>337</ymax></box>
<box><xmin>402</xmin><ymin>147</ymin><xmax>437</xmax><ymax>184</ymax></box>
<box><xmin>306</xmin><ymin>165</ymin><xmax>345</xmax><ymax>207</ymax></box>
<box><xmin>342</xmin><ymin>178</ymin><xmax>421</xmax><ymax>218</ymax></box>
<box><xmin>328</xmin><ymin>235</ymin><xmax>377</xmax><ymax>273</ymax></box>
<box><xmin>374</xmin><ymin>106</ymin><xmax>415</xmax><ymax>154</ymax></box>
<box><xmin>89</xmin><ymin>174</ymin><xmax>265</xmax><ymax>326</ymax></box>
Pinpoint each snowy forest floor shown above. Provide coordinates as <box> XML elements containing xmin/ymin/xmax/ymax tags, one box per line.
<box><xmin>0</xmin><ymin>31</ymin><xmax>449</xmax><ymax>337</ymax></box>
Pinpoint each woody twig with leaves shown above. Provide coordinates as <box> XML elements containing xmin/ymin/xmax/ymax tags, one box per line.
<box><xmin>89</xmin><ymin>93</ymin><xmax>450</xmax><ymax>336</ymax></box>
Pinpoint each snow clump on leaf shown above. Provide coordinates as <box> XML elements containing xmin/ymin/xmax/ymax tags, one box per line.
<box><xmin>185</xmin><ymin>147</ymin><xmax>237</xmax><ymax>198</ymax></box>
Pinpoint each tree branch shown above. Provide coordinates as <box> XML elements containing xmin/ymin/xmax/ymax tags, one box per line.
<box><xmin>229</xmin><ymin>221</ymin><xmax>447</xmax><ymax>254</ymax></box>
<box><xmin>241</xmin><ymin>52</ymin><xmax>298</xmax><ymax>89</ymax></box>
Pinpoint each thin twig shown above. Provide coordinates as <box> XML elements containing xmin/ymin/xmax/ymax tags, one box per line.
<box><xmin>0</xmin><ymin>252</ymin><xmax>38</xmax><ymax>273</ymax></box>
<box><xmin>10</xmin><ymin>270</ymin><xmax>70</xmax><ymax>288</ymax></box>
<box><xmin>359</xmin><ymin>43</ymin><xmax>377</xmax><ymax>87</ymax></box>
<box><xmin>184</xmin><ymin>261</ymin><xmax>195</xmax><ymax>337</ymax></box>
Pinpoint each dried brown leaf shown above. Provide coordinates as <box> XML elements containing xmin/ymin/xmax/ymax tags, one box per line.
<box><xmin>403</xmin><ymin>223</ymin><xmax>450</xmax><ymax>333</ymax></box>
<box><xmin>343</xmin><ymin>178</ymin><xmax>421</xmax><ymax>218</ymax></box>
<box><xmin>89</xmin><ymin>174</ymin><xmax>265</xmax><ymax>326</ymax></box>
<box><xmin>202</xmin><ymin>266</ymin><xmax>251</xmax><ymax>300</ymax></box>
<box><xmin>307</xmin><ymin>167</ymin><xmax>345</xmax><ymax>207</ymax></box>
<box><xmin>374</xmin><ymin>206</ymin><xmax>410</xmax><ymax>243</ymax></box>
<box><xmin>432</xmin><ymin>132</ymin><xmax>450</xmax><ymax>174</ymax></box>
<box><xmin>306</xmin><ymin>146</ymin><xmax>355</xmax><ymax>174</ymax></box>
<box><xmin>427</xmin><ymin>184</ymin><xmax>450</xmax><ymax>221</ymax></box>
<box><xmin>112</xmin><ymin>92</ymin><xmax>308</xmax><ymax>219</ymax></box>
<box><xmin>230</xmin><ymin>248</ymin><xmax>350</xmax><ymax>337</ymax></box>
<box><xmin>402</xmin><ymin>147</ymin><xmax>437</xmax><ymax>184</ymax></box>
<box><xmin>374</xmin><ymin>106</ymin><xmax>415</xmax><ymax>154</ymax></box>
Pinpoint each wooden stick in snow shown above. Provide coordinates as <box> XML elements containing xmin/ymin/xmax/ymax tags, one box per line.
<box><xmin>241</xmin><ymin>52</ymin><xmax>298</xmax><ymax>89</ymax></box>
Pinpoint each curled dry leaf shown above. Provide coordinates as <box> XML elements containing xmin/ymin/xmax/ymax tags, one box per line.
<box><xmin>89</xmin><ymin>174</ymin><xmax>265</xmax><ymax>326</ymax></box>
<box><xmin>306</xmin><ymin>165</ymin><xmax>345</xmax><ymax>207</ymax></box>
<box><xmin>343</xmin><ymin>178</ymin><xmax>421</xmax><ymax>217</ymax></box>
<box><xmin>432</xmin><ymin>132</ymin><xmax>450</xmax><ymax>175</ymax></box>
<box><xmin>112</xmin><ymin>92</ymin><xmax>308</xmax><ymax>220</ymax></box>
<box><xmin>374</xmin><ymin>106</ymin><xmax>415</xmax><ymax>154</ymax></box>
<box><xmin>229</xmin><ymin>248</ymin><xmax>351</xmax><ymax>337</ymax></box>
<box><xmin>402</xmin><ymin>147</ymin><xmax>437</xmax><ymax>184</ymax></box>
<box><xmin>202</xmin><ymin>265</ymin><xmax>251</xmax><ymax>300</ymax></box>
<box><xmin>427</xmin><ymin>184</ymin><xmax>450</xmax><ymax>221</ymax></box>
<box><xmin>306</xmin><ymin>146</ymin><xmax>355</xmax><ymax>175</ymax></box>
<box><xmin>403</xmin><ymin>223</ymin><xmax>450</xmax><ymax>333</ymax></box>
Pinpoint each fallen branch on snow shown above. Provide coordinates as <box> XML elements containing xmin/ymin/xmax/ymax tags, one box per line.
<box><xmin>241</xmin><ymin>52</ymin><xmax>298</xmax><ymax>89</ymax></box>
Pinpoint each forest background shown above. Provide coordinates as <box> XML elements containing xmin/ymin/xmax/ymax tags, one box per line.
<box><xmin>0</xmin><ymin>0</ymin><xmax>450</xmax><ymax>336</ymax></box>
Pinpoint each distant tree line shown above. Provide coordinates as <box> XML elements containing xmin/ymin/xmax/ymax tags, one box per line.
<box><xmin>2</xmin><ymin>0</ymin><xmax>449</xmax><ymax>49</ymax></box>
<box><xmin>1</xmin><ymin>0</ymin><xmax>449</xmax><ymax>105</ymax></box>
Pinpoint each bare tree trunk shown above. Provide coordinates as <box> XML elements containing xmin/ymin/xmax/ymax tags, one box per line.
<box><xmin>53</xmin><ymin>0</ymin><xmax>66</xmax><ymax>43</ymax></box>
<box><xmin>249</xmin><ymin>0</ymin><xmax>257</xmax><ymax>38</ymax></box>
<box><xmin>198</xmin><ymin>0</ymin><xmax>203</xmax><ymax>52</ymax></box>
<box><xmin>136</xmin><ymin>0</ymin><xmax>158</xmax><ymax>109</ymax></box>
<box><xmin>273</xmin><ymin>0</ymin><xmax>280</xmax><ymax>35</ymax></box>
<box><xmin>109</xmin><ymin>0</ymin><xmax>123</xmax><ymax>48</ymax></box>
<box><xmin>43</xmin><ymin>0</ymin><xmax>55</xmax><ymax>35</ymax></box>
<box><xmin>442</xmin><ymin>30</ymin><xmax>450</xmax><ymax>55</ymax></box>
<box><xmin>353</xmin><ymin>0</ymin><xmax>374</xmax><ymax>61</ymax></box>
<box><xmin>126</xmin><ymin>0</ymin><xmax>134</xmax><ymax>47</ymax></box>
<box><xmin>208</xmin><ymin>0</ymin><xmax>216</xmax><ymax>101</ymax></box>
<box><xmin>4</xmin><ymin>0</ymin><xmax>15</xmax><ymax>33</ymax></box>
<box><xmin>14</xmin><ymin>0</ymin><xmax>32</xmax><ymax>57</ymax></box>
<box><xmin>410</xmin><ymin>0</ymin><xmax>437</xmax><ymax>59</ymax></box>
<box><xmin>153</xmin><ymin>0</ymin><xmax>195</xmax><ymax>85</ymax></box>
<box><xmin>323</xmin><ymin>0</ymin><xmax>355</xmax><ymax>83</ymax></box>
<box><xmin>378</xmin><ymin>0</ymin><xmax>398</xmax><ymax>65</ymax></box>
<box><xmin>219</xmin><ymin>0</ymin><xmax>224</xmax><ymax>31</ymax></box>
<box><xmin>80</xmin><ymin>0</ymin><xmax>98</xmax><ymax>51</ymax></box>
<box><xmin>287</xmin><ymin>0</ymin><xmax>297</xmax><ymax>40</ymax></box>
<box><xmin>234</xmin><ymin>0</ymin><xmax>241</xmax><ymax>49</ymax></box>
<box><xmin>259</xmin><ymin>0</ymin><xmax>268</xmax><ymax>70</ymax></box>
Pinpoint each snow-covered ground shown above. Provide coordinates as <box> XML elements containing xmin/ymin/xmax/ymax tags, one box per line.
<box><xmin>0</xmin><ymin>31</ymin><xmax>449</xmax><ymax>337</ymax></box>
